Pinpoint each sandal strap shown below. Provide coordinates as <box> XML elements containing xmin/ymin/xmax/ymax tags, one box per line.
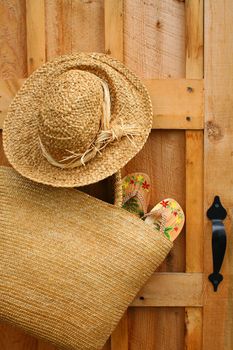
<box><xmin>122</xmin><ymin>190</ymin><xmax>147</xmax><ymax>215</ymax></box>
<box><xmin>143</xmin><ymin>208</ymin><xmax>168</xmax><ymax>234</ymax></box>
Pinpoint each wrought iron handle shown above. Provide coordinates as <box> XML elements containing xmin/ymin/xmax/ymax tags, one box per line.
<box><xmin>207</xmin><ymin>196</ymin><xmax>227</xmax><ymax>292</ymax></box>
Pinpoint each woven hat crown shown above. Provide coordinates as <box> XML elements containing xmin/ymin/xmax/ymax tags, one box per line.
<box><xmin>38</xmin><ymin>70</ymin><xmax>104</xmax><ymax>164</ymax></box>
<box><xmin>3</xmin><ymin>53</ymin><xmax>153</xmax><ymax>186</ymax></box>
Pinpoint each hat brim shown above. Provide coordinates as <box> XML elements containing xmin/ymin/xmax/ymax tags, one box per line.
<box><xmin>3</xmin><ymin>53</ymin><xmax>152</xmax><ymax>187</ymax></box>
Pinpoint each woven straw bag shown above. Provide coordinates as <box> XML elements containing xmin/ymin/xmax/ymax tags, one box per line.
<box><xmin>0</xmin><ymin>167</ymin><xmax>172</xmax><ymax>350</ymax></box>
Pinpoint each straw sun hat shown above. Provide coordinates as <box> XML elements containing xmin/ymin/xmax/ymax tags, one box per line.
<box><xmin>3</xmin><ymin>52</ymin><xmax>153</xmax><ymax>187</ymax></box>
<box><xmin>0</xmin><ymin>166</ymin><xmax>172</xmax><ymax>350</ymax></box>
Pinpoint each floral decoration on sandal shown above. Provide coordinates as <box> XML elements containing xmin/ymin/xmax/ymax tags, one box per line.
<box><xmin>122</xmin><ymin>173</ymin><xmax>151</xmax><ymax>218</ymax></box>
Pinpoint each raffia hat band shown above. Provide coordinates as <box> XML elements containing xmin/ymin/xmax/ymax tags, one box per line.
<box><xmin>38</xmin><ymin>77</ymin><xmax>140</xmax><ymax>169</ymax></box>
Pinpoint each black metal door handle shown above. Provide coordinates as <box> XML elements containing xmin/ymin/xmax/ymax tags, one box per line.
<box><xmin>207</xmin><ymin>196</ymin><xmax>227</xmax><ymax>292</ymax></box>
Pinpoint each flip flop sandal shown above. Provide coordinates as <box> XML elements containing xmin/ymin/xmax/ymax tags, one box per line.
<box><xmin>122</xmin><ymin>173</ymin><xmax>151</xmax><ymax>218</ymax></box>
<box><xmin>144</xmin><ymin>198</ymin><xmax>185</xmax><ymax>241</ymax></box>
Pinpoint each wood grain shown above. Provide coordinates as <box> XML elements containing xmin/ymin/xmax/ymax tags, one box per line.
<box><xmin>185</xmin><ymin>308</ymin><xmax>203</xmax><ymax>350</ymax></box>
<box><xmin>184</xmin><ymin>1</ymin><xmax>204</xmax><ymax>349</ymax></box>
<box><xmin>0</xmin><ymin>0</ymin><xmax>27</xmax><ymax>78</ymax></box>
<box><xmin>111</xmin><ymin>312</ymin><xmax>128</xmax><ymax>350</ymax></box>
<box><xmin>104</xmin><ymin>0</ymin><xmax>123</xmax><ymax>61</ymax></box>
<box><xmin>185</xmin><ymin>0</ymin><xmax>203</xmax><ymax>78</ymax></box>
<box><xmin>145</xmin><ymin>79</ymin><xmax>204</xmax><ymax>129</ymax></box>
<box><xmin>0</xmin><ymin>79</ymin><xmax>24</xmax><ymax>128</ymax></box>
<box><xmin>0</xmin><ymin>78</ymin><xmax>204</xmax><ymax>130</ymax></box>
<box><xmin>0</xmin><ymin>1</ymin><xmax>50</xmax><ymax>349</ymax></box>
<box><xmin>185</xmin><ymin>131</ymin><xmax>204</xmax><ymax>272</ymax></box>
<box><xmin>128</xmin><ymin>307</ymin><xmax>185</xmax><ymax>350</ymax></box>
<box><xmin>0</xmin><ymin>323</ymin><xmax>37</xmax><ymax>350</ymax></box>
<box><xmin>0</xmin><ymin>1</ymin><xmax>209</xmax><ymax>349</ymax></box>
<box><xmin>104</xmin><ymin>2</ymin><xmax>128</xmax><ymax>347</ymax></box>
<box><xmin>124</xmin><ymin>2</ymin><xmax>186</xmax><ymax>348</ymax></box>
<box><xmin>26</xmin><ymin>0</ymin><xmax>46</xmax><ymax>74</ymax></box>
<box><xmin>124</xmin><ymin>0</ymin><xmax>185</xmax><ymax>79</ymax></box>
<box><xmin>132</xmin><ymin>273</ymin><xmax>203</xmax><ymax>307</ymax></box>
<box><xmin>203</xmin><ymin>1</ymin><xmax>233</xmax><ymax>349</ymax></box>
<box><xmin>124</xmin><ymin>129</ymin><xmax>186</xmax><ymax>349</ymax></box>
<box><xmin>45</xmin><ymin>0</ymin><xmax>105</xmax><ymax>59</ymax></box>
<box><xmin>123</xmin><ymin>129</ymin><xmax>186</xmax><ymax>274</ymax></box>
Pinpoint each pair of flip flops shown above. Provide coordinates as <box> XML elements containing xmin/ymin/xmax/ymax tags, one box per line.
<box><xmin>122</xmin><ymin>173</ymin><xmax>185</xmax><ymax>242</ymax></box>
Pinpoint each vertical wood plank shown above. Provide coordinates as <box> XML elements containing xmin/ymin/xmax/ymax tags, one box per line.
<box><xmin>45</xmin><ymin>0</ymin><xmax>105</xmax><ymax>59</ymax></box>
<box><xmin>45</xmin><ymin>0</ymin><xmax>73</xmax><ymax>57</ymax></box>
<box><xmin>185</xmin><ymin>130</ymin><xmax>204</xmax><ymax>273</ymax></box>
<box><xmin>185</xmin><ymin>1</ymin><xmax>204</xmax><ymax>350</ymax></box>
<box><xmin>27</xmin><ymin>1</ymin><xmax>52</xmax><ymax>349</ymax></box>
<box><xmin>111</xmin><ymin>312</ymin><xmax>128</xmax><ymax>350</ymax></box>
<box><xmin>0</xmin><ymin>0</ymin><xmax>27</xmax><ymax>78</ymax></box>
<box><xmin>0</xmin><ymin>323</ymin><xmax>37</xmax><ymax>350</ymax></box>
<box><xmin>128</xmin><ymin>307</ymin><xmax>185</xmax><ymax>350</ymax></box>
<box><xmin>104</xmin><ymin>0</ymin><xmax>123</xmax><ymax>61</ymax></box>
<box><xmin>104</xmin><ymin>2</ymin><xmax>128</xmax><ymax>348</ymax></box>
<box><xmin>123</xmin><ymin>130</ymin><xmax>186</xmax><ymax>273</ymax></box>
<box><xmin>124</xmin><ymin>130</ymin><xmax>186</xmax><ymax>350</ymax></box>
<box><xmin>185</xmin><ymin>0</ymin><xmax>203</xmax><ymax>78</ymax></box>
<box><xmin>124</xmin><ymin>1</ymin><xmax>186</xmax><ymax>349</ymax></box>
<box><xmin>124</xmin><ymin>0</ymin><xmax>185</xmax><ymax>78</ymax></box>
<box><xmin>204</xmin><ymin>1</ymin><xmax>233</xmax><ymax>349</ymax></box>
<box><xmin>26</xmin><ymin>0</ymin><xmax>46</xmax><ymax>74</ymax></box>
<box><xmin>102</xmin><ymin>338</ymin><xmax>111</xmax><ymax>350</ymax></box>
<box><xmin>0</xmin><ymin>1</ymin><xmax>47</xmax><ymax>349</ymax></box>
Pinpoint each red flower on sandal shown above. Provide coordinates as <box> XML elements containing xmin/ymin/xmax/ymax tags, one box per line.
<box><xmin>130</xmin><ymin>179</ymin><xmax>135</xmax><ymax>185</ymax></box>
<box><xmin>142</xmin><ymin>181</ymin><xmax>150</xmax><ymax>190</ymax></box>
<box><xmin>161</xmin><ymin>200</ymin><xmax>169</xmax><ymax>208</ymax></box>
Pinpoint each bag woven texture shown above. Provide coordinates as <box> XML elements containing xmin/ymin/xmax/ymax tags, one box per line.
<box><xmin>0</xmin><ymin>167</ymin><xmax>172</xmax><ymax>350</ymax></box>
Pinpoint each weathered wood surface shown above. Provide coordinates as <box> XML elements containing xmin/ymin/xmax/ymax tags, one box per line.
<box><xmin>0</xmin><ymin>79</ymin><xmax>24</xmax><ymax>128</ymax></box>
<box><xmin>0</xmin><ymin>0</ymin><xmax>27</xmax><ymax>78</ymax></box>
<box><xmin>203</xmin><ymin>1</ymin><xmax>233</xmax><ymax>349</ymax></box>
<box><xmin>185</xmin><ymin>1</ymin><xmax>204</xmax><ymax>349</ymax></box>
<box><xmin>26</xmin><ymin>0</ymin><xmax>46</xmax><ymax>73</ymax></box>
<box><xmin>128</xmin><ymin>307</ymin><xmax>185</xmax><ymax>350</ymax></box>
<box><xmin>132</xmin><ymin>273</ymin><xmax>203</xmax><ymax>307</ymax></box>
<box><xmin>146</xmin><ymin>79</ymin><xmax>204</xmax><ymax>129</ymax></box>
<box><xmin>4</xmin><ymin>1</ymin><xmax>232</xmax><ymax>350</ymax></box>
<box><xmin>104</xmin><ymin>0</ymin><xmax>123</xmax><ymax>61</ymax></box>
<box><xmin>104</xmin><ymin>3</ymin><xmax>127</xmax><ymax>347</ymax></box>
<box><xmin>124</xmin><ymin>0</ymin><xmax>185</xmax><ymax>79</ymax></box>
<box><xmin>0</xmin><ymin>78</ymin><xmax>204</xmax><ymax>129</ymax></box>
<box><xmin>45</xmin><ymin>0</ymin><xmax>105</xmax><ymax>57</ymax></box>
<box><xmin>111</xmin><ymin>312</ymin><xmax>128</xmax><ymax>350</ymax></box>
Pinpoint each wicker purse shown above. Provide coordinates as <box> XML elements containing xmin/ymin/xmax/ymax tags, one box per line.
<box><xmin>0</xmin><ymin>167</ymin><xmax>172</xmax><ymax>350</ymax></box>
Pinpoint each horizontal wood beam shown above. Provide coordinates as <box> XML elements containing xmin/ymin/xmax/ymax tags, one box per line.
<box><xmin>0</xmin><ymin>79</ymin><xmax>204</xmax><ymax>130</ymax></box>
<box><xmin>145</xmin><ymin>79</ymin><xmax>204</xmax><ymax>130</ymax></box>
<box><xmin>131</xmin><ymin>272</ymin><xmax>203</xmax><ymax>307</ymax></box>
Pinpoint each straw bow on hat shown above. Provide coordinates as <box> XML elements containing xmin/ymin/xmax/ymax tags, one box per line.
<box><xmin>3</xmin><ymin>53</ymin><xmax>153</xmax><ymax>187</ymax></box>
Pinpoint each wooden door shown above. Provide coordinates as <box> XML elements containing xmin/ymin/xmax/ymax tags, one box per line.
<box><xmin>0</xmin><ymin>1</ymin><xmax>232</xmax><ymax>350</ymax></box>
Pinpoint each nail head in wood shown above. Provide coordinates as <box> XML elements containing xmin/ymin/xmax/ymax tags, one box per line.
<box><xmin>187</xmin><ymin>86</ymin><xmax>193</xmax><ymax>93</ymax></box>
